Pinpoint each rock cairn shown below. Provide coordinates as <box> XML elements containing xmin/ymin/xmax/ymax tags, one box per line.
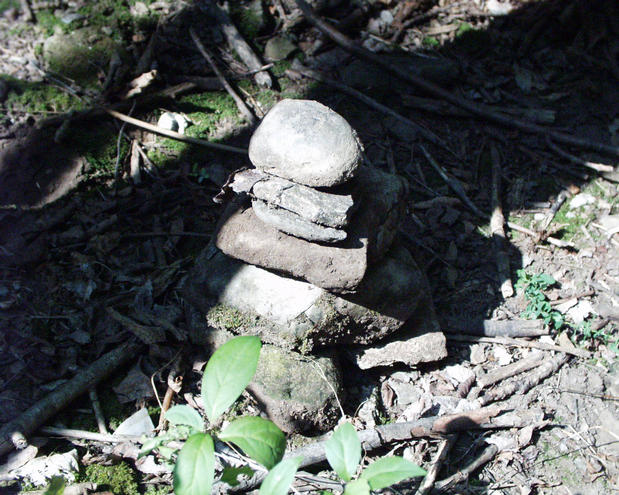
<box><xmin>183</xmin><ymin>99</ymin><xmax>446</xmax><ymax>433</ymax></box>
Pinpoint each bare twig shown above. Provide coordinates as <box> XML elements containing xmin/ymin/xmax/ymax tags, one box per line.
<box><xmin>434</xmin><ymin>444</ymin><xmax>499</xmax><ymax>492</ymax></box>
<box><xmin>189</xmin><ymin>27</ymin><xmax>256</xmax><ymax>126</ymax></box>
<box><xmin>0</xmin><ymin>341</ymin><xmax>142</xmax><ymax>456</ymax></box>
<box><xmin>103</xmin><ymin>108</ymin><xmax>247</xmax><ymax>155</ymax></box>
<box><xmin>448</xmin><ymin>334</ymin><xmax>590</xmax><ymax>359</ymax></box>
<box><xmin>507</xmin><ymin>220</ymin><xmax>576</xmax><ymax>249</ymax></box>
<box><xmin>416</xmin><ymin>435</ymin><xmax>458</xmax><ymax>495</ymax></box>
<box><xmin>40</xmin><ymin>426</ymin><xmax>141</xmax><ymax>444</ymax></box>
<box><xmin>444</xmin><ymin>318</ymin><xmax>548</xmax><ymax>338</ymax></box>
<box><xmin>293</xmin><ymin>0</ymin><xmax>619</xmax><ymax>157</ymax></box>
<box><xmin>490</xmin><ymin>143</ymin><xmax>514</xmax><ymax>297</ymax></box>
<box><xmin>88</xmin><ymin>389</ymin><xmax>108</xmax><ymax>435</ymax></box>
<box><xmin>546</xmin><ymin>137</ymin><xmax>615</xmax><ymax>173</ymax></box>
<box><xmin>477</xmin><ymin>352</ymin><xmax>545</xmax><ymax>388</ymax></box>
<box><xmin>208</xmin><ymin>1</ymin><xmax>272</xmax><ymax>88</ymax></box>
<box><xmin>478</xmin><ymin>353</ymin><xmax>571</xmax><ymax>405</ymax></box>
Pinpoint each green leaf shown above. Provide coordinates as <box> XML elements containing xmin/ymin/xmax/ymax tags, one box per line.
<box><xmin>324</xmin><ymin>422</ymin><xmax>361</xmax><ymax>482</ymax></box>
<box><xmin>220</xmin><ymin>466</ymin><xmax>255</xmax><ymax>487</ymax></box>
<box><xmin>44</xmin><ymin>476</ymin><xmax>65</xmax><ymax>495</ymax></box>
<box><xmin>343</xmin><ymin>478</ymin><xmax>371</xmax><ymax>495</ymax></box>
<box><xmin>165</xmin><ymin>405</ymin><xmax>204</xmax><ymax>431</ymax></box>
<box><xmin>202</xmin><ymin>336</ymin><xmax>261</xmax><ymax>423</ymax></box>
<box><xmin>219</xmin><ymin>416</ymin><xmax>286</xmax><ymax>469</ymax></box>
<box><xmin>360</xmin><ymin>456</ymin><xmax>426</xmax><ymax>490</ymax></box>
<box><xmin>259</xmin><ymin>456</ymin><xmax>303</xmax><ymax>495</ymax></box>
<box><xmin>173</xmin><ymin>433</ymin><xmax>215</xmax><ymax>495</ymax></box>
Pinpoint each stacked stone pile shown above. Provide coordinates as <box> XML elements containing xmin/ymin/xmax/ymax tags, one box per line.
<box><xmin>182</xmin><ymin>99</ymin><xmax>446</xmax><ymax>433</ymax></box>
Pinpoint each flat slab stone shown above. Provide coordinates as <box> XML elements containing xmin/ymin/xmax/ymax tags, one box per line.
<box><xmin>231</xmin><ymin>169</ymin><xmax>355</xmax><ymax>228</ymax></box>
<box><xmin>181</xmin><ymin>243</ymin><xmax>430</xmax><ymax>351</ymax></box>
<box><xmin>252</xmin><ymin>199</ymin><xmax>347</xmax><ymax>243</ymax></box>
<box><xmin>248</xmin><ymin>99</ymin><xmax>362</xmax><ymax>187</ymax></box>
<box><xmin>215</xmin><ymin>166</ymin><xmax>407</xmax><ymax>292</ymax></box>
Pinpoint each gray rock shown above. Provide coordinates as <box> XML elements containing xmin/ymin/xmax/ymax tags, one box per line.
<box><xmin>264</xmin><ymin>35</ymin><xmax>297</xmax><ymax>61</ymax></box>
<box><xmin>249</xmin><ymin>345</ymin><xmax>343</xmax><ymax>434</ymax></box>
<box><xmin>248</xmin><ymin>99</ymin><xmax>362</xmax><ymax>187</ymax></box>
<box><xmin>252</xmin><ymin>199</ymin><xmax>347</xmax><ymax>243</ymax></box>
<box><xmin>181</xmin><ymin>243</ymin><xmax>430</xmax><ymax>351</ymax></box>
<box><xmin>231</xmin><ymin>169</ymin><xmax>355</xmax><ymax>228</ymax></box>
<box><xmin>188</xmin><ymin>325</ymin><xmax>343</xmax><ymax>434</ymax></box>
<box><xmin>215</xmin><ymin>166</ymin><xmax>407</xmax><ymax>292</ymax></box>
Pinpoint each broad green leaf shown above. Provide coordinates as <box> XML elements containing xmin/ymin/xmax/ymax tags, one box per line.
<box><xmin>220</xmin><ymin>416</ymin><xmax>286</xmax><ymax>469</ymax></box>
<box><xmin>324</xmin><ymin>422</ymin><xmax>361</xmax><ymax>482</ymax></box>
<box><xmin>360</xmin><ymin>456</ymin><xmax>426</xmax><ymax>490</ymax></box>
<box><xmin>165</xmin><ymin>405</ymin><xmax>203</xmax><ymax>431</ymax></box>
<box><xmin>258</xmin><ymin>456</ymin><xmax>303</xmax><ymax>495</ymax></box>
<box><xmin>44</xmin><ymin>476</ymin><xmax>65</xmax><ymax>495</ymax></box>
<box><xmin>220</xmin><ymin>466</ymin><xmax>255</xmax><ymax>487</ymax></box>
<box><xmin>202</xmin><ymin>336</ymin><xmax>261</xmax><ymax>423</ymax></box>
<box><xmin>173</xmin><ymin>433</ymin><xmax>215</xmax><ymax>495</ymax></box>
<box><xmin>343</xmin><ymin>478</ymin><xmax>370</xmax><ymax>495</ymax></box>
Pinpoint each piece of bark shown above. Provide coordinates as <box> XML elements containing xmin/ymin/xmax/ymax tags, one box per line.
<box><xmin>231</xmin><ymin>169</ymin><xmax>355</xmax><ymax>228</ymax></box>
<box><xmin>477</xmin><ymin>351</ymin><xmax>545</xmax><ymax>388</ymax></box>
<box><xmin>445</xmin><ymin>318</ymin><xmax>548</xmax><ymax>337</ymax></box>
<box><xmin>0</xmin><ymin>341</ymin><xmax>142</xmax><ymax>456</ymax></box>
<box><xmin>448</xmin><ymin>334</ymin><xmax>590</xmax><ymax>358</ymax></box>
<box><xmin>416</xmin><ymin>435</ymin><xmax>457</xmax><ymax>495</ymax></box>
<box><xmin>210</xmin><ymin>1</ymin><xmax>272</xmax><ymax>88</ymax></box>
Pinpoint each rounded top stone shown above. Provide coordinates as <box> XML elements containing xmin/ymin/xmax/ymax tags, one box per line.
<box><xmin>248</xmin><ymin>99</ymin><xmax>362</xmax><ymax>187</ymax></box>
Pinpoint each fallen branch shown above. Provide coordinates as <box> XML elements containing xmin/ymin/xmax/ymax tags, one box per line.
<box><xmin>477</xmin><ymin>352</ymin><xmax>545</xmax><ymax>388</ymax></box>
<box><xmin>103</xmin><ymin>108</ymin><xmax>247</xmax><ymax>155</ymax></box>
<box><xmin>0</xmin><ymin>341</ymin><xmax>142</xmax><ymax>456</ymax></box>
<box><xmin>507</xmin><ymin>220</ymin><xmax>576</xmax><ymax>249</ymax></box>
<box><xmin>445</xmin><ymin>318</ymin><xmax>548</xmax><ymax>337</ymax></box>
<box><xmin>189</xmin><ymin>27</ymin><xmax>257</xmax><ymax>126</ymax></box>
<box><xmin>218</xmin><ymin>407</ymin><xmax>513</xmax><ymax>493</ymax></box>
<box><xmin>208</xmin><ymin>1</ymin><xmax>272</xmax><ymax>88</ymax></box>
<box><xmin>490</xmin><ymin>143</ymin><xmax>514</xmax><ymax>298</ymax></box>
<box><xmin>478</xmin><ymin>353</ymin><xmax>570</xmax><ymax>406</ymax></box>
<box><xmin>545</xmin><ymin>137</ymin><xmax>614</xmax><ymax>173</ymax></box>
<box><xmin>416</xmin><ymin>435</ymin><xmax>458</xmax><ymax>495</ymax></box>
<box><xmin>40</xmin><ymin>426</ymin><xmax>141</xmax><ymax>444</ymax></box>
<box><xmin>448</xmin><ymin>334</ymin><xmax>590</xmax><ymax>358</ymax></box>
<box><xmin>434</xmin><ymin>444</ymin><xmax>499</xmax><ymax>492</ymax></box>
<box><xmin>293</xmin><ymin>0</ymin><xmax>619</xmax><ymax>157</ymax></box>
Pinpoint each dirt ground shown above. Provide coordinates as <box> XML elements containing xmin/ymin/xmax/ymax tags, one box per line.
<box><xmin>0</xmin><ymin>0</ymin><xmax>618</xmax><ymax>494</ymax></box>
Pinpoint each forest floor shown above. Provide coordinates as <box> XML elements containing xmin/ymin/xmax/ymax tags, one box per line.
<box><xmin>0</xmin><ymin>0</ymin><xmax>617</xmax><ymax>494</ymax></box>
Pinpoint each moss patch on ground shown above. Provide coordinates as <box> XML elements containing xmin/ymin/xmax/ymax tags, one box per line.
<box><xmin>80</xmin><ymin>462</ymin><xmax>139</xmax><ymax>495</ymax></box>
<box><xmin>3</xmin><ymin>77</ymin><xmax>85</xmax><ymax>114</ymax></box>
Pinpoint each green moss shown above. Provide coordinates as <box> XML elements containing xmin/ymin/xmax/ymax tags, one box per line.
<box><xmin>3</xmin><ymin>77</ymin><xmax>84</xmax><ymax>114</ymax></box>
<box><xmin>81</xmin><ymin>462</ymin><xmax>139</xmax><ymax>495</ymax></box>
<box><xmin>36</xmin><ymin>10</ymin><xmax>69</xmax><ymax>36</ymax></box>
<box><xmin>229</xmin><ymin>0</ymin><xmax>265</xmax><ymax>40</ymax></box>
<box><xmin>63</xmin><ymin>123</ymin><xmax>128</xmax><ymax>173</ymax></box>
<box><xmin>422</xmin><ymin>36</ymin><xmax>440</xmax><ymax>48</ymax></box>
<box><xmin>207</xmin><ymin>304</ymin><xmax>254</xmax><ymax>331</ymax></box>
<box><xmin>0</xmin><ymin>0</ymin><xmax>19</xmax><ymax>13</ymax></box>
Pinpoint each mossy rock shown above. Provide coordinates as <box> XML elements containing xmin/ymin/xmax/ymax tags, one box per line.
<box><xmin>43</xmin><ymin>27</ymin><xmax>122</xmax><ymax>85</ymax></box>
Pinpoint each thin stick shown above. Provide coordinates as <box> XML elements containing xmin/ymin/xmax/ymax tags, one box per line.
<box><xmin>434</xmin><ymin>444</ymin><xmax>499</xmax><ymax>491</ymax></box>
<box><xmin>507</xmin><ymin>220</ymin><xmax>576</xmax><ymax>249</ymax></box>
<box><xmin>103</xmin><ymin>108</ymin><xmax>247</xmax><ymax>155</ymax></box>
<box><xmin>189</xmin><ymin>27</ymin><xmax>256</xmax><ymax>126</ymax></box>
<box><xmin>293</xmin><ymin>0</ymin><xmax>619</xmax><ymax>157</ymax></box>
<box><xmin>416</xmin><ymin>435</ymin><xmax>458</xmax><ymax>495</ymax></box>
<box><xmin>545</xmin><ymin>137</ymin><xmax>614</xmax><ymax>173</ymax></box>
<box><xmin>40</xmin><ymin>426</ymin><xmax>141</xmax><ymax>443</ymax></box>
<box><xmin>490</xmin><ymin>143</ymin><xmax>513</xmax><ymax>297</ymax></box>
<box><xmin>114</xmin><ymin>101</ymin><xmax>136</xmax><ymax>182</ymax></box>
<box><xmin>448</xmin><ymin>333</ymin><xmax>590</xmax><ymax>359</ymax></box>
<box><xmin>88</xmin><ymin>389</ymin><xmax>108</xmax><ymax>435</ymax></box>
<box><xmin>477</xmin><ymin>352</ymin><xmax>545</xmax><ymax>388</ymax></box>
<box><xmin>0</xmin><ymin>341</ymin><xmax>142</xmax><ymax>456</ymax></box>
<box><xmin>287</xmin><ymin>67</ymin><xmax>455</xmax><ymax>155</ymax></box>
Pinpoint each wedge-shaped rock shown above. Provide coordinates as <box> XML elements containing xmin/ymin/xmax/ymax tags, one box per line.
<box><xmin>248</xmin><ymin>99</ymin><xmax>362</xmax><ymax>187</ymax></box>
<box><xmin>252</xmin><ymin>199</ymin><xmax>347</xmax><ymax>243</ymax></box>
<box><xmin>216</xmin><ymin>166</ymin><xmax>407</xmax><ymax>292</ymax></box>
<box><xmin>181</xmin><ymin>243</ymin><xmax>429</xmax><ymax>351</ymax></box>
<box><xmin>231</xmin><ymin>169</ymin><xmax>354</xmax><ymax>228</ymax></box>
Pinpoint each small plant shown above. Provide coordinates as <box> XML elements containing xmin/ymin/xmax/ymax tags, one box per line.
<box><xmin>515</xmin><ymin>269</ymin><xmax>564</xmax><ymax>329</ymax></box>
<box><xmin>322</xmin><ymin>422</ymin><xmax>426</xmax><ymax>494</ymax></box>
<box><xmin>139</xmin><ymin>336</ymin><xmax>426</xmax><ymax>494</ymax></box>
